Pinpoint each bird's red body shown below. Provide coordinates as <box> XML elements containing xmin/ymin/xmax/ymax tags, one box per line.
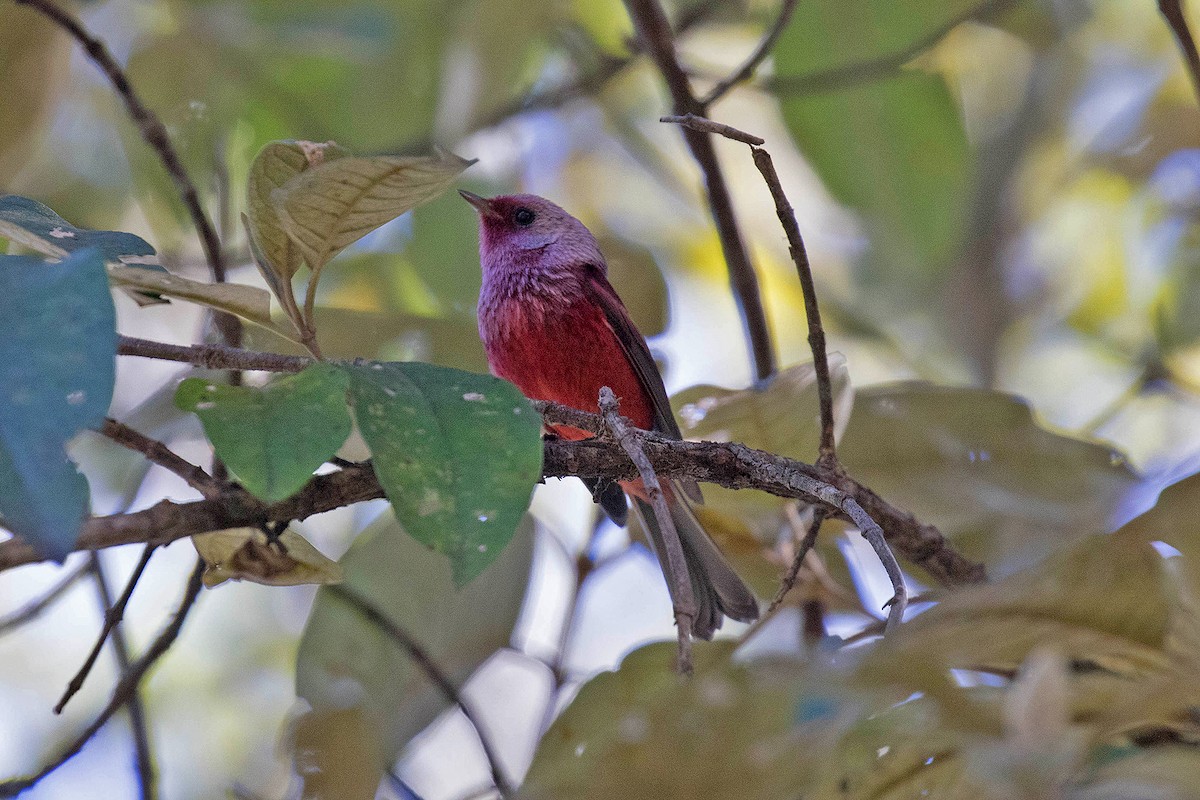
<box><xmin>463</xmin><ymin>191</ymin><xmax>759</xmax><ymax>638</ymax></box>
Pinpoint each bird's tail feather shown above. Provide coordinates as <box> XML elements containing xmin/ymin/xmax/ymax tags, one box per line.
<box><xmin>634</xmin><ymin>485</ymin><xmax>759</xmax><ymax>640</ymax></box>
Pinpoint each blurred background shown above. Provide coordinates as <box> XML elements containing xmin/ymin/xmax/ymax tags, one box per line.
<box><xmin>3</xmin><ymin>0</ymin><xmax>1200</xmax><ymax>797</ymax></box>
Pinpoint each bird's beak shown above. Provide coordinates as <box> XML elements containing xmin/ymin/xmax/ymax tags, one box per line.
<box><xmin>459</xmin><ymin>190</ymin><xmax>500</xmax><ymax>220</ymax></box>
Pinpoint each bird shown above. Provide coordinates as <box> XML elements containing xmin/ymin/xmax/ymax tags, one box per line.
<box><xmin>461</xmin><ymin>190</ymin><xmax>759</xmax><ymax>639</ymax></box>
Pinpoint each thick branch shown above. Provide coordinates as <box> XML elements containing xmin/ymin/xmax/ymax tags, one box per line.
<box><xmin>623</xmin><ymin>0</ymin><xmax>775</xmax><ymax>380</ymax></box>
<box><xmin>0</xmin><ymin>416</ymin><xmax>984</xmax><ymax>588</ymax></box>
<box><xmin>118</xmin><ymin>336</ymin><xmax>312</xmax><ymax>373</ymax></box>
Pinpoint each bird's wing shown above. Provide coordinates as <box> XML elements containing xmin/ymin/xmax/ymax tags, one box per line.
<box><xmin>583</xmin><ymin>265</ymin><xmax>703</xmax><ymax>503</ymax></box>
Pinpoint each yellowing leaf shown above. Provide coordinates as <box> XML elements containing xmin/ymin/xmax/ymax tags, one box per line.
<box><xmin>192</xmin><ymin>527</ymin><xmax>343</xmax><ymax>588</ymax></box>
<box><xmin>274</xmin><ymin>149</ymin><xmax>475</xmax><ymax>273</ymax></box>
<box><xmin>107</xmin><ymin>265</ymin><xmax>277</xmax><ymax>330</ymax></box>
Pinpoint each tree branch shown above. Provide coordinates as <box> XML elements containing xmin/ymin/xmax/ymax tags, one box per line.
<box><xmin>326</xmin><ymin>583</ymin><xmax>513</xmax><ymax>799</ymax></box>
<box><xmin>0</xmin><ymin>560</ymin><xmax>204</xmax><ymax>797</ymax></box>
<box><xmin>598</xmin><ymin>387</ymin><xmax>694</xmax><ymax>672</ymax></box>
<box><xmin>86</xmin><ymin>553</ymin><xmax>157</xmax><ymax>800</ymax></box>
<box><xmin>12</xmin><ymin>0</ymin><xmax>240</xmax><ymax>346</ymax></box>
<box><xmin>101</xmin><ymin>419</ymin><xmax>219</xmax><ymax>498</ymax></box>
<box><xmin>117</xmin><ymin>335</ymin><xmax>312</xmax><ymax>373</ymax></box>
<box><xmin>0</xmin><ymin>413</ymin><xmax>985</xmax><ymax>589</ymax></box>
<box><xmin>623</xmin><ymin>0</ymin><xmax>776</xmax><ymax>380</ymax></box>
<box><xmin>1159</xmin><ymin>0</ymin><xmax>1200</xmax><ymax>105</ymax></box>
<box><xmin>700</xmin><ymin>0</ymin><xmax>798</xmax><ymax>106</ymax></box>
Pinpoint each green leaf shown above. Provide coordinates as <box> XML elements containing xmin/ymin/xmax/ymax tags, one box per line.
<box><xmin>107</xmin><ymin>265</ymin><xmax>277</xmax><ymax>330</ymax></box>
<box><xmin>521</xmin><ymin>641</ymin><xmax>837</xmax><ymax>800</ymax></box>
<box><xmin>0</xmin><ymin>194</ymin><xmax>168</xmax><ymax>306</ymax></box>
<box><xmin>175</xmin><ymin>363</ymin><xmax>351</xmax><ymax>504</ymax></box>
<box><xmin>775</xmin><ymin>5</ymin><xmax>972</xmax><ymax>286</ymax></box>
<box><xmin>838</xmin><ymin>384</ymin><xmax>1140</xmax><ymax>576</ymax></box>
<box><xmin>342</xmin><ymin>361</ymin><xmax>542</xmax><ymax>585</ymax></box>
<box><xmin>274</xmin><ymin>149</ymin><xmax>475</xmax><ymax>273</ymax></box>
<box><xmin>245</xmin><ymin>140</ymin><xmax>351</xmax><ymax>321</ymax></box>
<box><xmin>0</xmin><ymin>250</ymin><xmax>116</xmax><ymax>559</ymax></box>
<box><xmin>295</xmin><ymin>513</ymin><xmax>534</xmax><ymax>793</ymax></box>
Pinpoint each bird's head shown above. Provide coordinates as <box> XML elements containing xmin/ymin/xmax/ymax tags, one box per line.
<box><xmin>460</xmin><ymin>191</ymin><xmax>605</xmax><ymax>274</ymax></box>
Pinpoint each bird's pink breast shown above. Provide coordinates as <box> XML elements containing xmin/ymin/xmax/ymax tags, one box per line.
<box><xmin>480</xmin><ymin>294</ymin><xmax>655</xmax><ymax>438</ymax></box>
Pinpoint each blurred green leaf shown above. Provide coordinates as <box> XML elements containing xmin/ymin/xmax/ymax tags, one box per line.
<box><xmin>175</xmin><ymin>363</ymin><xmax>351</xmax><ymax>503</ymax></box>
<box><xmin>0</xmin><ymin>7</ymin><xmax>69</xmax><ymax>186</ymax></box>
<box><xmin>1071</xmin><ymin>746</ymin><xmax>1200</xmax><ymax>799</ymax></box>
<box><xmin>275</xmin><ymin>150</ymin><xmax>475</xmax><ymax>275</ymax></box>
<box><xmin>0</xmin><ymin>250</ymin><xmax>115</xmax><ymax>560</ymax></box>
<box><xmin>295</xmin><ymin>512</ymin><xmax>533</xmax><ymax>793</ymax></box>
<box><xmin>860</xmin><ymin>535</ymin><xmax>1175</xmax><ymax>703</ymax></box>
<box><xmin>521</xmin><ymin>641</ymin><xmax>836</xmax><ymax>800</ymax></box>
<box><xmin>775</xmin><ymin>3</ymin><xmax>972</xmax><ymax>286</ymax></box>
<box><xmin>342</xmin><ymin>361</ymin><xmax>542</xmax><ymax>585</ymax></box>
<box><xmin>839</xmin><ymin>384</ymin><xmax>1139</xmax><ymax>575</ymax></box>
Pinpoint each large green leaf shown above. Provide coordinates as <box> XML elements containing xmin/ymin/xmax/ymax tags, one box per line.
<box><xmin>342</xmin><ymin>361</ymin><xmax>542</xmax><ymax>584</ymax></box>
<box><xmin>520</xmin><ymin>642</ymin><xmax>838</xmax><ymax>800</ymax></box>
<box><xmin>839</xmin><ymin>384</ymin><xmax>1140</xmax><ymax>575</ymax></box>
<box><xmin>274</xmin><ymin>150</ymin><xmax>475</xmax><ymax>274</ymax></box>
<box><xmin>295</xmin><ymin>513</ymin><xmax>534</xmax><ymax>797</ymax></box>
<box><xmin>0</xmin><ymin>250</ymin><xmax>116</xmax><ymax>559</ymax></box>
<box><xmin>775</xmin><ymin>5</ymin><xmax>972</xmax><ymax>287</ymax></box>
<box><xmin>175</xmin><ymin>363</ymin><xmax>352</xmax><ymax>503</ymax></box>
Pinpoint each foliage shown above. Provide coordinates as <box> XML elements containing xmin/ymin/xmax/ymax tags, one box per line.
<box><xmin>1</xmin><ymin>0</ymin><xmax>1200</xmax><ymax>798</ymax></box>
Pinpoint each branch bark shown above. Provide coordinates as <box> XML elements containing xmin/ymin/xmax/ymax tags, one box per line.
<box><xmin>623</xmin><ymin>0</ymin><xmax>776</xmax><ymax>380</ymax></box>
<box><xmin>0</xmin><ymin>412</ymin><xmax>985</xmax><ymax>588</ymax></box>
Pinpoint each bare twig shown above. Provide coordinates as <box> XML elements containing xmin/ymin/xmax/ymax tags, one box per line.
<box><xmin>700</xmin><ymin>0</ymin><xmax>799</xmax><ymax>106</ymax></box>
<box><xmin>0</xmin><ymin>560</ymin><xmax>90</xmax><ymax>635</ymax></box>
<box><xmin>87</xmin><ymin>553</ymin><xmax>157</xmax><ymax>800</ymax></box>
<box><xmin>623</xmin><ymin>0</ymin><xmax>775</xmax><ymax>380</ymax></box>
<box><xmin>326</xmin><ymin>583</ymin><xmax>513</xmax><ymax>799</ymax></box>
<box><xmin>55</xmin><ymin>545</ymin><xmax>157</xmax><ymax>714</ymax></box>
<box><xmin>661</xmin><ymin>114</ymin><xmax>839</xmax><ymax>465</ymax></box>
<box><xmin>845</xmin><ymin>497</ymin><xmax>907</xmax><ymax>631</ymax></box>
<box><xmin>101</xmin><ymin>419</ymin><xmax>219</xmax><ymax>498</ymax></box>
<box><xmin>1159</xmin><ymin>0</ymin><xmax>1200</xmax><ymax>105</ymax></box>
<box><xmin>0</xmin><ymin>560</ymin><xmax>204</xmax><ymax>797</ymax></box>
<box><xmin>766</xmin><ymin>0</ymin><xmax>1019</xmax><ymax>96</ymax></box>
<box><xmin>768</xmin><ymin>508</ymin><xmax>826</xmax><ymax>614</ymax></box>
<box><xmin>12</xmin><ymin>0</ymin><xmax>240</xmax><ymax>347</ymax></box>
<box><xmin>598</xmin><ymin>387</ymin><xmax>694</xmax><ymax>672</ymax></box>
<box><xmin>0</xmin><ymin>407</ymin><xmax>985</xmax><ymax>591</ymax></box>
<box><xmin>117</xmin><ymin>335</ymin><xmax>312</xmax><ymax>373</ymax></box>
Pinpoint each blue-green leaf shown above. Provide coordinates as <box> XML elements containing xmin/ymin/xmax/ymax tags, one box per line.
<box><xmin>0</xmin><ymin>249</ymin><xmax>116</xmax><ymax>559</ymax></box>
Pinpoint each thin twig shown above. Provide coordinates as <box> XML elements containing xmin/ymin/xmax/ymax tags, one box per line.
<box><xmin>0</xmin><ymin>560</ymin><xmax>90</xmax><ymax>635</ymax></box>
<box><xmin>598</xmin><ymin>387</ymin><xmax>695</xmax><ymax>673</ymax></box>
<box><xmin>1159</xmin><ymin>0</ymin><xmax>1200</xmax><ymax>105</ymax></box>
<box><xmin>87</xmin><ymin>553</ymin><xmax>157</xmax><ymax>800</ymax></box>
<box><xmin>0</xmin><ymin>560</ymin><xmax>205</xmax><ymax>797</ymax></box>
<box><xmin>12</xmin><ymin>0</ymin><xmax>240</xmax><ymax>347</ymax></box>
<box><xmin>55</xmin><ymin>544</ymin><xmax>157</xmax><ymax>713</ymax></box>
<box><xmin>117</xmin><ymin>335</ymin><xmax>312</xmax><ymax>373</ymax></box>
<box><xmin>768</xmin><ymin>508</ymin><xmax>826</xmax><ymax>614</ymax></box>
<box><xmin>844</xmin><ymin>497</ymin><xmax>907</xmax><ymax>632</ymax></box>
<box><xmin>101</xmin><ymin>419</ymin><xmax>219</xmax><ymax>498</ymax></box>
<box><xmin>326</xmin><ymin>583</ymin><xmax>513</xmax><ymax>799</ymax></box>
<box><xmin>623</xmin><ymin>0</ymin><xmax>775</xmax><ymax>380</ymax></box>
<box><xmin>700</xmin><ymin>0</ymin><xmax>799</xmax><ymax>106</ymax></box>
<box><xmin>765</xmin><ymin>0</ymin><xmax>1019</xmax><ymax>96</ymax></box>
<box><xmin>661</xmin><ymin>114</ymin><xmax>839</xmax><ymax>464</ymax></box>
<box><xmin>0</xmin><ymin>407</ymin><xmax>986</xmax><ymax>591</ymax></box>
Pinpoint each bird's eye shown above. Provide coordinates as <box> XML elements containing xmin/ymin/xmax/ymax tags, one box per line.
<box><xmin>513</xmin><ymin>207</ymin><xmax>535</xmax><ymax>226</ymax></box>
